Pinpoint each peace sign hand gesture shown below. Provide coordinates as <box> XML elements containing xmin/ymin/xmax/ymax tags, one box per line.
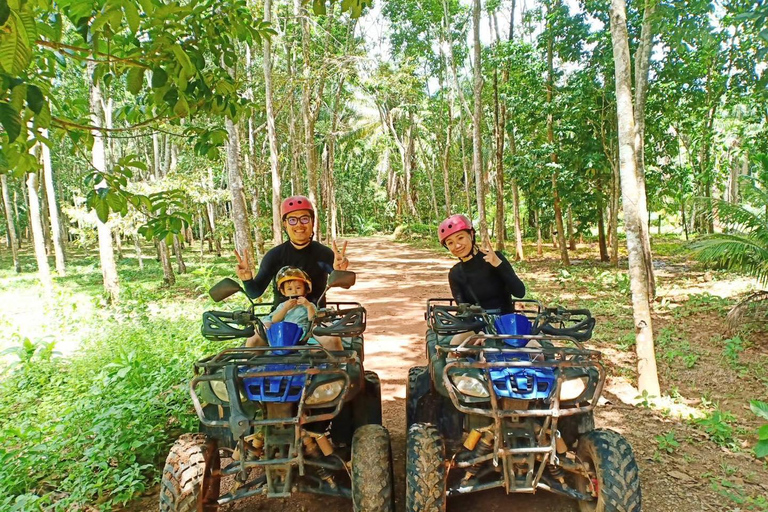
<box><xmin>332</xmin><ymin>239</ymin><xmax>349</xmax><ymax>271</ymax></box>
<box><xmin>234</xmin><ymin>250</ymin><xmax>253</xmax><ymax>281</ymax></box>
<box><xmin>479</xmin><ymin>242</ymin><xmax>502</xmax><ymax>267</ymax></box>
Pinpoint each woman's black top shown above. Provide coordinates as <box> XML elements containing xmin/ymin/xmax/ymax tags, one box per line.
<box><xmin>243</xmin><ymin>240</ymin><xmax>334</xmax><ymax>309</ymax></box>
<box><xmin>448</xmin><ymin>250</ymin><xmax>525</xmax><ymax>314</ymax></box>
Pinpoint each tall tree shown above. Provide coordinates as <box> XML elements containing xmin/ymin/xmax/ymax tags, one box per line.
<box><xmin>472</xmin><ymin>0</ymin><xmax>489</xmax><ymax>245</ymax></box>
<box><xmin>0</xmin><ymin>174</ymin><xmax>20</xmax><ymax>272</ymax></box>
<box><xmin>263</xmin><ymin>0</ymin><xmax>283</xmax><ymax>243</ymax></box>
<box><xmin>40</xmin><ymin>129</ymin><xmax>66</xmax><ymax>275</ymax></box>
<box><xmin>610</xmin><ymin>0</ymin><xmax>660</xmax><ymax>396</ymax></box>
<box><xmin>25</xmin><ymin>169</ymin><xmax>53</xmax><ymax>290</ymax></box>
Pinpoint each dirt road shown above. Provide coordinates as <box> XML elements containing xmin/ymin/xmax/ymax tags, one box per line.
<box><xmin>212</xmin><ymin>237</ymin><xmax>578</xmax><ymax>512</ymax></box>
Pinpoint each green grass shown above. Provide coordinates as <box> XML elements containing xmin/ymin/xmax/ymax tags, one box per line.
<box><xmin>0</xmin><ymin>243</ymin><xmax>246</xmax><ymax>510</ymax></box>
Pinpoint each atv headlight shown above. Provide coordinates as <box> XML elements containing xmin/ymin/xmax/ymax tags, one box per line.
<box><xmin>451</xmin><ymin>375</ymin><xmax>490</xmax><ymax>398</ymax></box>
<box><xmin>211</xmin><ymin>380</ymin><xmax>230</xmax><ymax>403</ymax></box>
<box><xmin>559</xmin><ymin>377</ymin><xmax>588</xmax><ymax>401</ymax></box>
<box><xmin>306</xmin><ymin>380</ymin><xmax>344</xmax><ymax>405</ymax></box>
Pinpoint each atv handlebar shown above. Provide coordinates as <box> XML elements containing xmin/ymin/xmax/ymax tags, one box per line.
<box><xmin>201</xmin><ymin>310</ymin><xmax>266</xmax><ymax>342</ymax></box>
<box><xmin>534</xmin><ymin>307</ymin><xmax>595</xmax><ymax>342</ymax></box>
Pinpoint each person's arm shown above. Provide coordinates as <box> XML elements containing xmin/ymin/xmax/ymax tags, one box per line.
<box><xmin>495</xmin><ymin>252</ymin><xmax>526</xmax><ymax>298</ymax></box>
<box><xmin>271</xmin><ymin>299</ymin><xmax>297</xmax><ymax>323</ymax></box>
<box><xmin>242</xmin><ymin>250</ymin><xmax>276</xmax><ymax>299</ymax></box>
<box><xmin>448</xmin><ymin>267</ymin><xmax>469</xmax><ymax>305</ymax></box>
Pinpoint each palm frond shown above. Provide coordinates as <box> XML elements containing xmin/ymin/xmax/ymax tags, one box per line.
<box><xmin>727</xmin><ymin>290</ymin><xmax>768</xmax><ymax>332</ymax></box>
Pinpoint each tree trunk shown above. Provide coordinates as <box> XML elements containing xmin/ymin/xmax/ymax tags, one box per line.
<box><xmin>442</xmin><ymin>103</ymin><xmax>452</xmax><ymax>217</ymax></box>
<box><xmin>41</xmin><ymin>129</ymin><xmax>66</xmax><ymax>275</ymax></box>
<box><xmin>173</xmin><ymin>234</ymin><xmax>187</xmax><ymax>274</ymax></box>
<box><xmin>546</xmin><ymin>0</ymin><xmax>569</xmax><ymax>266</ymax></box>
<box><xmin>26</xmin><ymin>172</ymin><xmax>53</xmax><ymax>290</ymax></box>
<box><xmin>263</xmin><ymin>0</ymin><xmax>283</xmax><ymax>244</ymax></box>
<box><xmin>225</xmin><ymin>118</ymin><xmax>256</xmax><ymax>273</ymax></box>
<box><xmin>535</xmin><ymin>208</ymin><xmax>543</xmax><ymax>257</ymax></box>
<box><xmin>633</xmin><ymin>0</ymin><xmax>657</xmax><ymax>298</ymax></box>
<box><xmin>89</xmin><ymin>61</ymin><xmax>119</xmax><ymax>303</ymax></box>
<box><xmin>0</xmin><ymin>174</ymin><xmax>20</xmax><ymax>272</ymax></box>
<box><xmin>134</xmin><ymin>234</ymin><xmax>144</xmax><ymax>270</ymax></box>
<box><xmin>610</xmin><ymin>160</ymin><xmax>620</xmax><ymax>266</ymax></box>
<box><xmin>567</xmin><ymin>206</ymin><xmax>576</xmax><ymax>250</ymax></box>
<box><xmin>493</xmin><ymin>59</ymin><xmax>505</xmax><ymax>251</ymax></box>
<box><xmin>512</xmin><ymin>179</ymin><xmax>524</xmax><ymax>261</ymax></box>
<box><xmin>610</xmin><ymin>0</ymin><xmax>660</xmax><ymax>396</ymax></box>
<box><xmin>152</xmin><ymin>132</ymin><xmax>161</xmax><ymax>179</ymax></box>
<box><xmin>472</xmin><ymin>0</ymin><xmax>489</xmax><ymax>246</ymax></box>
<box><xmin>157</xmin><ymin>239</ymin><xmax>175</xmax><ymax>286</ymax></box>
<box><xmin>596</xmin><ymin>180</ymin><xmax>609</xmax><ymax>262</ymax></box>
<box><xmin>114</xmin><ymin>230</ymin><xmax>123</xmax><ymax>260</ymax></box>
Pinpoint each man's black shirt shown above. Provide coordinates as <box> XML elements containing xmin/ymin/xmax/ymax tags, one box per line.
<box><xmin>243</xmin><ymin>241</ymin><xmax>334</xmax><ymax>309</ymax></box>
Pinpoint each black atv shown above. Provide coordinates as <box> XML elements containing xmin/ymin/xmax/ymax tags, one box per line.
<box><xmin>160</xmin><ymin>271</ymin><xmax>394</xmax><ymax>512</ymax></box>
<box><xmin>406</xmin><ymin>298</ymin><xmax>641</xmax><ymax>511</ymax></box>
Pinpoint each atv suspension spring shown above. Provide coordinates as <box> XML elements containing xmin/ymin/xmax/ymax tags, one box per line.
<box><xmin>315</xmin><ymin>466</ymin><xmax>337</xmax><ymax>489</ymax></box>
<box><xmin>462</xmin><ymin>432</ymin><xmax>495</xmax><ymax>483</ymax></box>
<box><xmin>547</xmin><ymin>464</ymin><xmax>565</xmax><ymax>483</ymax></box>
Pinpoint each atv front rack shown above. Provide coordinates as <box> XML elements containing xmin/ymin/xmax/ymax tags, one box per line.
<box><xmin>436</xmin><ymin>335</ymin><xmax>605</xmax><ymax>496</ymax></box>
<box><xmin>191</xmin><ymin>346</ymin><xmax>361</xmax><ymax>502</ymax></box>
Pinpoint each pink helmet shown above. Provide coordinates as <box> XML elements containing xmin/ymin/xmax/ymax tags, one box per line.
<box><xmin>438</xmin><ymin>214</ymin><xmax>474</xmax><ymax>245</ymax></box>
<box><xmin>281</xmin><ymin>195</ymin><xmax>314</xmax><ymax>219</ymax></box>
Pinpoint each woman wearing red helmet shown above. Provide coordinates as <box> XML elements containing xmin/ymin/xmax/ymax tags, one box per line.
<box><xmin>234</xmin><ymin>195</ymin><xmax>349</xmax><ymax>309</ymax></box>
<box><xmin>438</xmin><ymin>214</ymin><xmax>525</xmax><ymax>331</ymax></box>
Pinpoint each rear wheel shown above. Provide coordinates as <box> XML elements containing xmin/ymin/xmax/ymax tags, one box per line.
<box><xmin>351</xmin><ymin>424</ymin><xmax>394</xmax><ymax>512</ymax></box>
<box><xmin>576</xmin><ymin>429</ymin><xmax>641</xmax><ymax>512</ymax></box>
<box><xmin>160</xmin><ymin>433</ymin><xmax>221</xmax><ymax>512</ymax></box>
<box><xmin>405</xmin><ymin>423</ymin><xmax>446</xmax><ymax>512</ymax></box>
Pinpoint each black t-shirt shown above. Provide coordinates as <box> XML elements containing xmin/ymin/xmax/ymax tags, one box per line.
<box><xmin>243</xmin><ymin>241</ymin><xmax>335</xmax><ymax>309</ymax></box>
<box><xmin>448</xmin><ymin>251</ymin><xmax>525</xmax><ymax>314</ymax></box>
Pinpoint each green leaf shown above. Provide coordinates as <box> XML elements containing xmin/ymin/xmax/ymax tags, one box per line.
<box><xmin>170</xmin><ymin>44</ymin><xmax>195</xmax><ymax>75</ymax></box>
<box><xmin>122</xmin><ymin>0</ymin><xmax>140</xmax><ymax>34</ymax></box>
<box><xmin>0</xmin><ymin>101</ymin><xmax>21</xmax><ymax>142</ymax></box>
<box><xmin>173</xmin><ymin>95</ymin><xmax>188</xmax><ymax>117</ymax></box>
<box><xmin>33</xmin><ymin>100</ymin><xmax>51</xmax><ymax>129</ymax></box>
<box><xmin>26</xmin><ymin>84</ymin><xmax>43</xmax><ymax>114</ymax></box>
<box><xmin>95</xmin><ymin>198</ymin><xmax>110</xmax><ymax>223</ymax></box>
<box><xmin>751</xmin><ymin>400</ymin><xmax>768</xmax><ymax>421</ymax></box>
<box><xmin>758</xmin><ymin>424</ymin><xmax>768</xmax><ymax>441</ymax></box>
<box><xmin>756</xmin><ymin>440</ymin><xmax>768</xmax><ymax>459</ymax></box>
<box><xmin>0</xmin><ymin>12</ymin><xmax>32</xmax><ymax>74</ymax></box>
<box><xmin>312</xmin><ymin>0</ymin><xmax>326</xmax><ymax>15</ymax></box>
<box><xmin>151</xmin><ymin>67</ymin><xmax>168</xmax><ymax>88</ymax></box>
<box><xmin>126</xmin><ymin>67</ymin><xmax>144</xmax><ymax>94</ymax></box>
<box><xmin>0</xmin><ymin>0</ymin><xmax>10</xmax><ymax>26</ymax></box>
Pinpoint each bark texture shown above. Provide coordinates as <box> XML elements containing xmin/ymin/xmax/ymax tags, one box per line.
<box><xmin>1</xmin><ymin>174</ymin><xmax>20</xmax><ymax>272</ymax></box>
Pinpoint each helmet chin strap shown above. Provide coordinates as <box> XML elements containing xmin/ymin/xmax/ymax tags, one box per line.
<box><xmin>459</xmin><ymin>246</ymin><xmax>478</xmax><ymax>262</ymax></box>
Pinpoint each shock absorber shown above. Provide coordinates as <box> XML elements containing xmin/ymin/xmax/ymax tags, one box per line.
<box><xmin>302</xmin><ymin>435</ymin><xmax>337</xmax><ymax>489</ymax></box>
<box><xmin>462</xmin><ymin>431</ymin><xmax>495</xmax><ymax>483</ymax></box>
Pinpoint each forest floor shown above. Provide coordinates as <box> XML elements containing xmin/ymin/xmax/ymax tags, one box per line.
<box><xmin>121</xmin><ymin>235</ymin><xmax>768</xmax><ymax>512</ymax></box>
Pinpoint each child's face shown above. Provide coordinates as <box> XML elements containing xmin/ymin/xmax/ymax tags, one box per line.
<box><xmin>282</xmin><ymin>279</ymin><xmax>307</xmax><ymax>298</ymax></box>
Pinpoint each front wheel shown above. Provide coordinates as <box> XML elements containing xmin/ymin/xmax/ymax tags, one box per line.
<box><xmin>160</xmin><ymin>433</ymin><xmax>221</xmax><ymax>512</ymax></box>
<box><xmin>351</xmin><ymin>424</ymin><xmax>394</xmax><ymax>512</ymax></box>
<box><xmin>576</xmin><ymin>429</ymin><xmax>641</xmax><ymax>512</ymax></box>
<box><xmin>405</xmin><ymin>423</ymin><xmax>446</xmax><ymax>512</ymax></box>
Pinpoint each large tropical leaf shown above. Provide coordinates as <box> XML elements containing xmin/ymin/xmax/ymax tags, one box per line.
<box><xmin>0</xmin><ymin>11</ymin><xmax>32</xmax><ymax>75</ymax></box>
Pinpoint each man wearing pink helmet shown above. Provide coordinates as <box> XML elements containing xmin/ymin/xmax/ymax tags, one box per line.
<box><xmin>439</xmin><ymin>214</ymin><xmax>525</xmax><ymax>315</ymax></box>
<box><xmin>234</xmin><ymin>195</ymin><xmax>349</xmax><ymax>309</ymax></box>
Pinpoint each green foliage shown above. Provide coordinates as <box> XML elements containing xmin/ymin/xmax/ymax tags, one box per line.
<box><xmin>693</xmin><ymin>407</ymin><xmax>739</xmax><ymax>449</ymax></box>
<box><xmin>750</xmin><ymin>400</ymin><xmax>768</xmax><ymax>459</ymax></box>
<box><xmin>654</xmin><ymin>431</ymin><xmax>680</xmax><ymax>454</ymax></box>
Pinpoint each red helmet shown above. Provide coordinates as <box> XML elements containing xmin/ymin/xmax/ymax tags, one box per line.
<box><xmin>281</xmin><ymin>195</ymin><xmax>314</xmax><ymax>219</ymax></box>
<box><xmin>438</xmin><ymin>214</ymin><xmax>474</xmax><ymax>245</ymax></box>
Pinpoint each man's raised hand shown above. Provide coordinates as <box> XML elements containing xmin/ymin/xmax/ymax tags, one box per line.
<box><xmin>234</xmin><ymin>250</ymin><xmax>253</xmax><ymax>281</ymax></box>
<box><xmin>332</xmin><ymin>239</ymin><xmax>349</xmax><ymax>270</ymax></box>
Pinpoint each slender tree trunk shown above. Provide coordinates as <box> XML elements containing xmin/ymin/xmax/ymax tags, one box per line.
<box><xmin>512</xmin><ymin>179</ymin><xmax>524</xmax><ymax>261</ymax></box>
<box><xmin>40</xmin><ymin>129</ymin><xmax>65</xmax><ymax>275</ymax></box>
<box><xmin>633</xmin><ymin>0</ymin><xmax>657</xmax><ymax>298</ymax></box>
<box><xmin>610</xmin><ymin>0</ymin><xmax>660</xmax><ymax>396</ymax></box>
<box><xmin>173</xmin><ymin>234</ymin><xmax>187</xmax><ymax>274</ymax></box>
<box><xmin>114</xmin><ymin>231</ymin><xmax>123</xmax><ymax>260</ymax></box>
<box><xmin>567</xmin><ymin>206</ymin><xmax>576</xmax><ymax>250</ymax></box>
<box><xmin>546</xmin><ymin>0</ymin><xmax>569</xmax><ymax>266</ymax></box>
<box><xmin>1</xmin><ymin>174</ymin><xmax>20</xmax><ymax>272</ymax></box>
<box><xmin>610</xmin><ymin>160</ymin><xmax>620</xmax><ymax>266</ymax></box>
<box><xmin>39</xmin><ymin>179</ymin><xmax>52</xmax><ymax>256</ymax></box>
<box><xmin>597</xmin><ymin>180</ymin><xmax>609</xmax><ymax>262</ymax></box>
<box><xmin>26</xmin><ymin>172</ymin><xmax>53</xmax><ymax>290</ymax></box>
<box><xmin>225</xmin><ymin>118</ymin><xmax>256</xmax><ymax>273</ymax></box>
<box><xmin>263</xmin><ymin>0</ymin><xmax>283</xmax><ymax>244</ymax></box>
<box><xmin>535</xmin><ymin>208</ymin><xmax>543</xmax><ymax>257</ymax></box>
<box><xmin>442</xmin><ymin>102</ymin><xmax>452</xmax><ymax>217</ymax></box>
<box><xmin>152</xmin><ymin>132</ymin><xmax>161</xmax><ymax>179</ymax></box>
<box><xmin>134</xmin><ymin>234</ymin><xmax>144</xmax><ymax>270</ymax></box>
<box><xmin>157</xmin><ymin>239</ymin><xmax>175</xmax><ymax>286</ymax></box>
<box><xmin>89</xmin><ymin>61</ymin><xmax>119</xmax><ymax>303</ymax></box>
<box><xmin>472</xmin><ymin>0</ymin><xmax>489</xmax><ymax>246</ymax></box>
